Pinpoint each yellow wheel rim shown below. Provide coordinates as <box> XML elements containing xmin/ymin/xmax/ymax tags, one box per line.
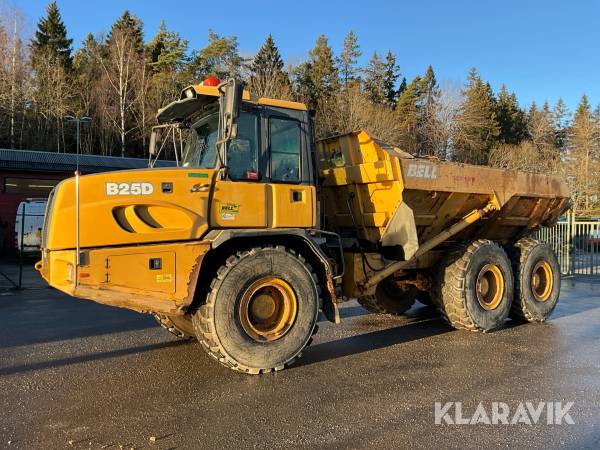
<box><xmin>531</xmin><ymin>260</ymin><xmax>553</xmax><ymax>302</ymax></box>
<box><xmin>476</xmin><ymin>264</ymin><xmax>504</xmax><ymax>310</ymax></box>
<box><xmin>239</xmin><ymin>277</ymin><xmax>297</xmax><ymax>342</ymax></box>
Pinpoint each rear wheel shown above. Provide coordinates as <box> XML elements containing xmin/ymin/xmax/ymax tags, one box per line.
<box><xmin>192</xmin><ymin>246</ymin><xmax>319</xmax><ymax>374</ymax></box>
<box><xmin>357</xmin><ymin>279</ymin><xmax>416</xmax><ymax>315</ymax></box>
<box><xmin>153</xmin><ymin>314</ymin><xmax>195</xmax><ymax>340</ymax></box>
<box><xmin>507</xmin><ymin>238</ymin><xmax>561</xmax><ymax>322</ymax></box>
<box><xmin>436</xmin><ymin>239</ymin><xmax>513</xmax><ymax>332</ymax></box>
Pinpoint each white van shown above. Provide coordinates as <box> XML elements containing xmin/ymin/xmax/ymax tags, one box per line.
<box><xmin>15</xmin><ymin>199</ymin><xmax>47</xmax><ymax>253</ymax></box>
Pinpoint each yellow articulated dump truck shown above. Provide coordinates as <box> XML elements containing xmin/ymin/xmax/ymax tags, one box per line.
<box><xmin>37</xmin><ymin>78</ymin><xmax>570</xmax><ymax>374</ymax></box>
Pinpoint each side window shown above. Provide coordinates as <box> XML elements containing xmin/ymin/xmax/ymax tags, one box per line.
<box><xmin>270</xmin><ymin>117</ymin><xmax>301</xmax><ymax>183</ymax></box>
<box><xmin>227</xmin><ymin>112</ymin><xmax>260</xmax><ymax>180</ymax></box>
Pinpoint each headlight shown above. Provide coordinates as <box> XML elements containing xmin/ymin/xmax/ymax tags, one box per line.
<box><xmin>183</xmin><ymin>87</ymin><xmax>196</xmax><ymax>99</ymax></box>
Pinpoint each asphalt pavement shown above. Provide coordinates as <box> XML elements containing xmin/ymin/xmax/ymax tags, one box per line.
<box><xmin>1</xmin><ymin>271</ymin><xmax>599</xmax><ymax>449</ymax></box>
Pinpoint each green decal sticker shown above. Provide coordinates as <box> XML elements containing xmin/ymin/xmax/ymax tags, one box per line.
<box><xmin>220</xmin><ymin>203</ymin><xmax>240</xmax><ymax>214</ymax></box>
<box><xmin>187</xmin><ymin>172</ymin><xmax>209</xmax><ymax>178</ymax></box>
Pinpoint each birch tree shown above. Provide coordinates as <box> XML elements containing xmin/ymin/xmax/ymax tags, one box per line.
<box><xmin>96</xmin><ymin>13</ymin><xmax>144</xmax><ymax>157</ymax></box>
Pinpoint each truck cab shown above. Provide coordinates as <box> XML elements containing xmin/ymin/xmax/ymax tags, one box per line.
<box><xmin>158</xmin><ymin>80</ymin><xmax>318</xmax><ymax>230</ymax></box>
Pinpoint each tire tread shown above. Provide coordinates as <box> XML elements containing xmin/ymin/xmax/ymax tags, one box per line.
<box><xmin>194</xmin><ymin>246</ymin><xmax>320</xmax><ymax>374</ymax></box>
<box><xmin>507</xmin><ymin>237</ymin><xmax>558</xmax><ymax>323</ymax></box>
<box><xmin>436</xmin><ymin>239</ymin><xmax>510</xmax><ymax>333</ymax></box>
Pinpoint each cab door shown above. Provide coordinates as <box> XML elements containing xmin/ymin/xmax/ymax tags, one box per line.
<box><xmin>266</xmin><ymin>115</ymin><xmax>315</xmax><ymax>228</ymax></box>
<box><xmin>211</xmin><ymin>180</ymin><xmax>267</xmax><ymax>227</ymax></box>
<box><xmin>211</xmin><ymin>111</ymin><xmax>268</xmax><ymax>227</ymax></box>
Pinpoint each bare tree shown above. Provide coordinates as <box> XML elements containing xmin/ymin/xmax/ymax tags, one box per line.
<box><xmin>0</xmin><ymin>6</ymin><xmax>31</xmax><ymax>149</ymax></box>
<box><xmin>32</xmin><ymin>50</ymin><xmax>74</xmax><ymax>151</ymax></box>
<box><xmin>318</xmin><ymin>83</ymin><xmax>402</xmax><ymax>146</ymax></box>
<box><xmin>489</xmin><ymin>141</ymin><xmax>561</xmax><ymax>174</ymax></box>
<box><xmin>420</xmin><ymin>81</ymin><xmax>461</xmax><ymax>160</ymax></box>
<box><xmin>95</xmin><ymin>27</ymin><xmax>143</xmax><ymax>157</ymax></box>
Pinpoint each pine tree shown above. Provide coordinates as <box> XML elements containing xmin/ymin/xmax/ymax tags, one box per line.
<box><xmin>107</xmin><ymin>10</ymin><xmax>144</xmax><ymax>53</ymax></box>
<box><xmin>528</xmin><ymin>101</ymin><xmax>555</xmax><ymax>149</ymax></box>
<box><xmin>419</xmin><ymin>65</ymin><xmax>438</xmax><ymax>107</ymax></box>
<box><xmin>338</xmin><ymin>30</ymin><xmax>361</xmax><ymax>87</ymax></box>
<box><xmin>395</xmin><ymin>76</ymin><xmax>420</xmax><ymax>153</ymax></box>
<box><xmin>415</xmin><ymin>66</ymin><xmax>440</xmax><ymax>156</ymax></box>
<box><xmin>308</xmin><ymin>35</ymin><xmax>338</xmax><ymax>101</ymax></box>
<box><xmin>249</xmin><ymin>34</ymin><xmax>290</xmax><ymax>98</ymax></box>
<box><xmin>363</xmin><ymin>50</ymin><xmax>400</xmax><ymax>107</ymax></box>
<box><xmin>30</xmin><ymin>1</ymin><xmax>73</xmax><ymax>68</ymax></box>
<box><xmin>363</xmin><ymin>52</ymin><xmax>386</xmax><ymax>105</ymax></box>
<box><xmin>147</xmin><ymin>21</ymin><xmax>188</xmax><ymax>73</ymax></box>
<box><xmin>190</xmin><ymin>29</ymin><xmax>245</xmax><ymax>80</ymax></box>
<box><xmin>552</xmin><ymin>98</ymin><xmax>570</xmax><ymax>150</ymax></box>
<box><xmin>293</xmin><ymin>61</ymin><xmax>315</xmax><ymax>107</ymax></box>
<box><xmin>453</xmin><ymin>68</ymin><xmax>500</xmax><ymax>164</ymax></box>
<box><xmin>495</xmin><ymin>85</ymin><xmax>527</xmax><ymax>144</ymax></box>
<box><xmin>383</xmin><ymin>51</ymin><xmax>400</xmax><ymax>107</ymax></box>
<box><xmin>145</xmin><ymin>22</ymin><xmax>189</xmax><ymax>151</ymax></box>
<box><xmin>568</xmin><ymin>95</ymin><xmax>600</xmax><ymax>214</ymax></box>
<box><xmin>29</xmin><ymin>1</ymin><xmax>74</xmax><ymax>152</ymax></box>
<box><xmin>397</xmin><ymin>77</ymin><xmax>407</xmax><ymax>97</ymax></box>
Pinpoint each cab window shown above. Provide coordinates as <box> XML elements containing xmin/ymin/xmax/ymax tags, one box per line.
<box><xmin>270</xmin><ymin>117</ymin><xmax>301</xmax><ymax>183</ymax></box>
<box><xmin>227</xmin><ymin>113</ymin><xmax>260</xmax><ymax>180</ymax></box>
<box><xmin>182</xmin><ymin>113</ymin><xmax>219</xmax><ymax>168</ymax></box>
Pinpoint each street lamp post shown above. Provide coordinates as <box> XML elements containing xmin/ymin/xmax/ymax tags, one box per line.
<box><xmin>64</xmin><ymin>116</ymin><xmax>92</xmax><ymax>164</ymax></box>
<box><xmin>64</xmin><ymin>116</ymin><xmax>91</xmax><ymax>270</ymax></box>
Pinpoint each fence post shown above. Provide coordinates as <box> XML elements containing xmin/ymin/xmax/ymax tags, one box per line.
<box><xmin>18</xmin><ymin>202</ymin><xmax>25</xmax><ymax>289</ymax></box>
<box><xmin>569</xmin><ymin>210</ymin><xmax>576</xmax><ymax>275</ymax></box>
<box><xmin>563</xmin><ymin>210</ymin><xmax>573</xmax><ymax>275</ymax></box>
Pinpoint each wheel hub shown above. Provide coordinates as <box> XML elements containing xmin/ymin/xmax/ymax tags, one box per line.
<box><xmin>531</xmin><ymin>260</ymin><xmax>553</xmax><ymax>302</ymax></box>
<box><xmin>476</xmin><ymin>264</ymin><xmax>504</xmax><ymax>310</ymax></box>
<box><xmin>239</xmin><ymin>277</ymin><xmax>297</xmax><ymax>342</ymax></box>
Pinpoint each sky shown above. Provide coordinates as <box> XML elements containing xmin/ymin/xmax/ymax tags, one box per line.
<box><xmin>13</xmin><ymin>0</ymin><xmax>600</xmax><ymax>112</ymax></box>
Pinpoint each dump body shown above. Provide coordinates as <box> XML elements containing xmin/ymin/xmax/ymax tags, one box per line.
<box><xmin>316</xmin><ymin>130</ymin><xmax>569</xmax><ymax>293</ymax></box>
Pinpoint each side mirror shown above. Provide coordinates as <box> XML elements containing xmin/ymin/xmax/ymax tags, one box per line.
<box><xmin>220</xmin><ymin>78</ymin><xmax>243</xmax><ymax>140</ymax></box>
<box><xmin>149</xmin><ymin>127</ymin><xmax>162</xmax><ymax>155</ymax></box>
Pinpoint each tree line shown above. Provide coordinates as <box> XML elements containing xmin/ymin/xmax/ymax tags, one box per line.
<box><xmin>1</xmin><ymin>2</ymin><xmax>599</xmax><ymax>215</ymax></box>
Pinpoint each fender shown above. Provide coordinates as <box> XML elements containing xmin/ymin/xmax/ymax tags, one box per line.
<box><xmin>203</xmin><ymin>228</ymin><xmax>343</xmax><ymax>323</ymax></box>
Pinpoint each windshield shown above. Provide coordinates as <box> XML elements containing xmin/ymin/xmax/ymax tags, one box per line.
<box><xmin>182</xmin><ymin>113</ymin><xmax>219</xmax><ymax>168</ymax></box>
<box><xmin>181</xmin><ymin>110</ymin><xmax>261</xmax><ymax>179</ymax></box>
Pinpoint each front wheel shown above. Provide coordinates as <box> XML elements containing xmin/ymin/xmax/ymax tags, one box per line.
<box><xmin>192</xmin><ymin>246</ymin><xmax>319</xmax><ymax>374</ymax></box>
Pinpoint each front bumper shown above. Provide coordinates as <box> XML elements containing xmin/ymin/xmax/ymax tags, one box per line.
<box><xmin>36</xmin><ymin>241</ymin><xmax>210</xmax><ymax>315</ymax></box>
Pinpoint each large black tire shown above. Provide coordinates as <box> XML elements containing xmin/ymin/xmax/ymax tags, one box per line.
<box><xmin>436</xmin><ymin>239</ymin><xmax>514</xmax><ymax>332</ymax></box>
<box><xmin>357</xmin><ymin>279</ymin><xmax>416</xmax><ymax>315</ymax></box>
<box><xmin>153</xmin><ymin>314</ymin><xmax>195</xmax><ymax>340</ymax></box>
<box><xmin>507</xmin><ymin>238</ymin><xmax>561</xmax><ymax>323</ymax></box>
<box><xmin>192</xmin><ymin>246</ymin><xmax>319</xmax><ymax>374</ymax></box>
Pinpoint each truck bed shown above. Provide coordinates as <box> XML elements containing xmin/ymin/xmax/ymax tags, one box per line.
<box><xmin>316</xmin><ymin>130</ymin><xmax>570</xmax><ymax>247</ymax></box>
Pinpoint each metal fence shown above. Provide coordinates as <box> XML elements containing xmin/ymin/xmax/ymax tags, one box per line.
<box><xmin>537</xmin><ymin>212</ymin><xmax>600</xmax><ymax>276</ymax></box>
